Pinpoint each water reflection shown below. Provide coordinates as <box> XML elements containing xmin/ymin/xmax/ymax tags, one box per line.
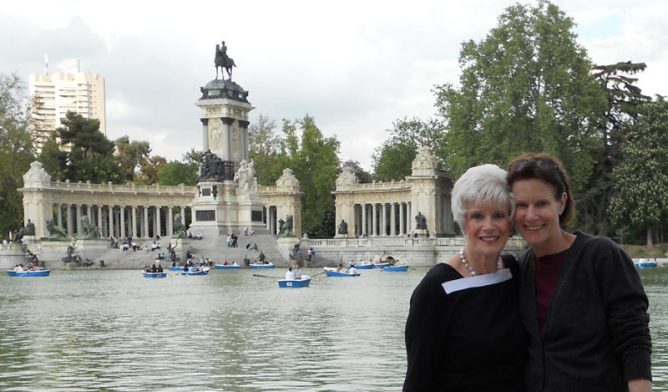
<box><xmin>0</xmin><ymin>267</ymin><xmax>666</xmax><ymax>391</ymax></box>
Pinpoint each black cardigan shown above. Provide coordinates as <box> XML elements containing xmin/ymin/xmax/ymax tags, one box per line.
<box><xmin>519</xmin><ymin>231</ymin><xmax>652</xmax><ymax>391</ymax></box>
<box><xmin>403</xmin><ymin>254</ymin><xmax>526</xmax><ymax>391</ymax></box>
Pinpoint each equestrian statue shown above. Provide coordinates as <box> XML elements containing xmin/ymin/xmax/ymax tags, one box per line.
<box><xmin>215</xmin><ymin>40</ymin><xmax>236</xmax><ymax>81</ymax></box>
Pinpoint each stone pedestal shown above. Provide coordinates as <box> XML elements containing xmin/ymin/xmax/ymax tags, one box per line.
<box><xmin>75</xmin><ymin>239</ymin><xmax>109</xmax><ymax>259</ymax></box>
<box><xmin>413</xmin><ymin>229</ymin><xmax>430</xmax><ymax>238</ymax></box>
<box><xmin>0</xmin><ymin>245</ymin><xmax>27</xmax><ymax>269</ymax></box>
<box><xmin>276</xmin><ymin>237</ymin><xmax>300</xmax><ymax>267</ymax></box>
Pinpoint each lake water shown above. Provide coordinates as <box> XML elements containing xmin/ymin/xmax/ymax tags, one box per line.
<box><xmin>0</xmin><ymin>267</ymin><xmax>666</xmax><ymax>391</ymax></box>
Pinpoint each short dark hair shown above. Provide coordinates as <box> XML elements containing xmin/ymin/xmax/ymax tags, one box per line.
<box><xmin>507</xmin><ymin>152</ymin><xmax>575</xmax><ymax>225</ymax></box>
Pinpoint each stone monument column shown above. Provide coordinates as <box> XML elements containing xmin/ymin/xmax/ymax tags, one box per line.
<box><xmin>19</xmin><ymin>161</ymin><xmax>53</xmax><ymax>239</ymax></box>
<box><xmin>407</xmin><ymin>147</ymin><xmax>453</xmax><ymax>237</ymax></box>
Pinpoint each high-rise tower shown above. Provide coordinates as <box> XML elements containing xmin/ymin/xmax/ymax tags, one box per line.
<box><xmin>28</xmin><ymin>69</ymin><xmax>106</xmax><ymax>152</ymax></box>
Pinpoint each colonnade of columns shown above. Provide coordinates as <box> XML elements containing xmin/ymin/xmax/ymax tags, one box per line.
<box><xmin>354</xmin><ymin>201</ymin><xmax>412</xmax><ymax>237</ymax></box>
<box><xmin>52</xmin><ymin>203</ymin><xmax>190</xmax><ymax>239</ymax></box>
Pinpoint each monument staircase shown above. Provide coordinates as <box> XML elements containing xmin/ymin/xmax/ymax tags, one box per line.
<box><xmin>187</xmin><ymin>228</ymin><xmax>286</xmax><ymax>266</ymax></box>
<box><xmin>53</xmin><ymin>230</ymin><xmax>285</xmax><ymax>269</ymax></box>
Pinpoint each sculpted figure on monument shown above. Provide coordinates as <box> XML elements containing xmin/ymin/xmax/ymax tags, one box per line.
<box><xmin>81</xmin><ymin>216</ymin><xmax>101</xmax><ymax>239</ymax></box>
<box><xmin>46</xmin><ymin>219</ymin><xmax>68</xmax><ymax>239</ymax></box>
<box><xmin>235</xmin><ymin>160</ymin><xmax>250</xmax><ymax>190</ymax></box>
<box><xmin>415</xmin><ymin>212</ymin><xmax>427</xmax><ymax>230</ymax></box>
<box><xmin>338</xmin><ymin>219</ymin><xmax>348</xmax><ymax>235</ymax></box>
<box><xmin>199</xmin><ymin>150</ymin><xmax>225</xmax><ymax>182</ymax></box>
<box><xmin>215</xmin><ymin>40</ymin><xmax>237</xmax><ymax>81</ymax></box>
<box><xmin>172</xmin><ymin>213</ymin><xmax>186</xmax><ymax>239</ymax></box>
<box><xmin>23</xmin><ymin>219</ymin><xmax>35</xmax><ymax>236</ymax></box>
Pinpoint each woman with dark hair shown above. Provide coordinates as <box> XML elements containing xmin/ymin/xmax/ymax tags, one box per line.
<box><xmin>403</xmin><ymin>164</ymin><xmax>526</xmax><ymax>391</ymax></box>
<box><xmin>507</xmin><ymin>152</ymin><xmax>652</xmax><ymax>392</ymax></box>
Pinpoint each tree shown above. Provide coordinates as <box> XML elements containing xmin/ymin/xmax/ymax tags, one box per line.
<box><xmin>577</xmin><ymin>62</ymin><xmax>651</xmax><ymax>234</ymax></box>
<box><xmin>42</xmin><ymin>112</ymin><xmax>122</xmax><ymax>183</ymax></box>
<box><xmin>249</xmin><ymin>115</ymin><xmax>340</xmax><ymax>237</ymax></box>
<box><xmin>114</xmin><ymin>136</ymin><xmax>151</xmax><ymax>183</ymax></box>
<box><xmin>157</xmin><ymin>150</ymin><xmax>201</xmax><ymax>186</ymax></box>
<box><xmin>372</xmin><ymin>117</ymin><xmax>445</xmax><ymax>181</ymax></box>
<box><xmin>37</xmin><ymin>135</ymin><xmax>65</xmax><ymax>180</ymax></box>
<box><xmin>341</xmin><ymin>160</ymin><xmax>373</xmax><ymax>183</ymax></box>
<box><xmin>0</xmin><ymin>73</ymin><xmax>34</xmax><ymax>238</ymax></box>
<box><xmin>135</xmin><ymin>155</ymin><xmax>167</xmax><ymax>185</ymax></box>
<box><xmin>158</xmin><ymin>161</ymin><xmax>198</xmax><ymax>185</ymax></box>
<box><xmin>609</xmin><ymin>98</ymin><xmax>668</xmax><ymax>246</ymax></box>
<box><xmin>249</xmin><ymin>115</ymin><xmax>289</xmax><ymax>185</ymax></box>
<box><xmin>288</xmin><ymin>115</ymin><xmax>340</xmax><ymax>237</ymax></box>
<box><xmin>434</xmin><ymin>1</ymin><xmax>607</xmax><ymax>196</ymax></box>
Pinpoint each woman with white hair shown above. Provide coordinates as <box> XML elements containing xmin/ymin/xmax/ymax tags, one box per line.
<box><xmin>403</xmin><ymin>164</ymin><xmax>526</xmax><ymax>392</ymax></box>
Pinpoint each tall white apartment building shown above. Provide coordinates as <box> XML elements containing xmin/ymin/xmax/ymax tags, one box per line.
<box><xmin>29</xmin><ymin>71</ymin><xmax>106</xmax><ymax>152</ymax></box>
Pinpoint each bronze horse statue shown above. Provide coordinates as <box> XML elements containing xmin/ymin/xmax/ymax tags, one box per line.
<box><xmin>215</xmin><ymin>42</ymin><xmax>236</xmax><ymax>81</ymax></box>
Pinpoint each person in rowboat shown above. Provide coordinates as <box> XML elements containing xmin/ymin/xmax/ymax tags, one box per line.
<box><xmin>507</xmin><ymin>153</ymin><xmax>651</xmax><ymax>391</ymax></box>
<box><xmin>404</xmin><ymin>164</ymin><xmax>525</xmax><ymax>391</ymax></box>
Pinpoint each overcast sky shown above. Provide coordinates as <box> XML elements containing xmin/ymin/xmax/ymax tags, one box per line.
<box><xmin>2</xmin><ymin>0</ymin><xmax>667</xmax><ymax>170</ymax></box>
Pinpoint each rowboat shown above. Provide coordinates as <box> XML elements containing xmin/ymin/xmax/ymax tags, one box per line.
<box><xmin>143</xmin><ymin>271</ymin><xmax>167</xmax><ymax>278</ymax></box>
<box><xmin>278</xmin><ymin>276</ymin><xmax>312</xmax><ymax>288</ymax></box>
<box><xmin>324</xmin><ymin>267</ymin><xmax>360</xmax><ymax>277</ymax></box>
<box><xmin>249</xmin><ymin>262</ymin><xmax>274</xmax><ymax>269</ymax></box>
<box><xmin>383</xmin><ymin>265</ymin><xmax>409</xmax><ymax>272</ymax></box>
<box><xmin>355</xmin><ymin>263</ymin><xmax>374</xmax><ymax>270</ymax></box>
<box><xmin>6</xmin><ymin>269</ymin><xmax>50</xmax><ymax>277</ymax></box>
<box><xmin>373</xmin><ymin>262</ymin><xmax>391</xmax><ymax>268</ymax></box>
<box><xmin>215</xmin><ymin>263</ymin><xmax>241</xmax><ymax>270</ymax></box>
<box><xmin>634</xmin><ymin>259</ymin><xmax>658</xmax><ymax>268</ymax></box>
<box><xmin>181</xmin><ymin>268</ymin><xmax>210</xmax><ymax>276</ymax></box>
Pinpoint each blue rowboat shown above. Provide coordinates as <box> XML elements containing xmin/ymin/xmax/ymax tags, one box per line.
<box><xmin>215</xmin><ymin>264</ymin><xmax>241</xmax><ymax>270</ymax></box>
<box><xmin>278</xmin><ymin>276</ymin><xmax>311</xmax><ymax>288</ymax></box>
<box><xmin>373</xmin><ymin>262</ymin><xmax>391</xmax><ymax>268</ymax></box>
<box><xmin>181</xmin><ymin>268</ymin><xmax>210</xmax><ymax>276</ymax></box>
<box><xmin>383</xmin><ymin>265</ymin><xmax>409</xmax><ymax>272</ymax></box>
<box><xmin>324</xmin><ymin>267</ymin><xmax>360</xmax><ymax>277</ymax></box>
<box><xmin>6</xmin><ymin>269</ymin><xmax>50</xmax><ymax>277</ymax></box>
<box><xmin>249</xmin><ymin>263</ymin><xmax>274</xmax><ymax>269</ymax></box>
<box><xmin>355</xmin><ymin>263</ymin><xmax>374</xmax><ymax>270</ymax></box>
<box><xmin>143</xmin><ymin>272</ymin><xmax>167</xmax><ymax>278</ymax></box>
<box><xmin>635</xmin><ymin>260</ymin><xmax>658</xmax><ymax>268</ymax></box>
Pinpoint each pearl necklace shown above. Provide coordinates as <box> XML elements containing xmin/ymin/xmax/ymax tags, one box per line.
<box><xmin>458</xmin><ymin>248</ymin><xmax>503</xmax><ymax>277</ymax></box>
<box><xmin>458</xmin><ymin>248</ymin><xmax>478</xmax><ymax>276</ymax></box>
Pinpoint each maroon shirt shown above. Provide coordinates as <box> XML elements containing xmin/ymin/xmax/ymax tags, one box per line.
<box><xmin>535</xmin><ymin>249</ymin><xmax>569</xmax><ymax>334</ymax></box>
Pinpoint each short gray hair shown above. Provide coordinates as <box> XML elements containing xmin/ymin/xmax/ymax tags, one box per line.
<box><xmin>451</xmin><ymin>164</ymin><xmax>514</xmax><ymax>228</ymax></box>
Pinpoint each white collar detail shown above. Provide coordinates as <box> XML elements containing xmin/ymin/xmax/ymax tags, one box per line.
<box><xmin>442</xmin><ymin>268</ymin><xmax>512</xmax><ymax>294</ymax></box>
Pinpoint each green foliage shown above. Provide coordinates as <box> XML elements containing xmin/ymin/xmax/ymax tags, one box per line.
<box><xmin>577</xmin><ymin>62</ymin><xmax>650</xmax><ymax>235</ymax></box>
<box><xmin>114</xmin><ymin>136</ymin><xmax>151</xmax><ymax>183</ymax></box>
<box><xmin>249</xmin><ymin>115</ymin><xmax>289</xmax><ymax>185</ymax></box>
<box><xmin>158</xmin><ymin>160</ymin><xmax>198</xmax><ymax>186</ymax></box>
<box><xmin>41</xmin><ymin>111</ymin><xmax>123</xmax><ymax>183</ymax></box>
<box><xmin>0</xmin><ymin>73</ymin><xmax>34</xmax><ymax>237</ymax></box>
<box><xmin>341</xmin><ymin>160</ymin><xmax>373</xmax><ymax>183</ymax></box>
<box><xmin>372</xmin><ymin>117</ymin><xmax>444</xmax><ymax>181</ymax></box>
<box><xmin>434</xmin><ymin>1</ymin><xmax>606</xmax><ymax>196</ymax></box>
<box><xmin>38</xmin><ymin>135</ymin><xmax>66</xmax><ymax>180</ymax></box>
<box><xmin>135</xmin><ymin>155</ymin><xmax>166</xmax><ymax>185</ymax></box>
<box><xmin>289</xmin><ymin>115</ymin><xmax>340</xmax><ymax>238</ymax></box>
<box><xmin>249</xmin><ymin>114</ymin><xmax>340</xmax><ymax>237</ymax></box>
<box><xmin>609</xmin><ymin>98</ymin><xmax>668</xmax><ymax>245</ymax></box>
